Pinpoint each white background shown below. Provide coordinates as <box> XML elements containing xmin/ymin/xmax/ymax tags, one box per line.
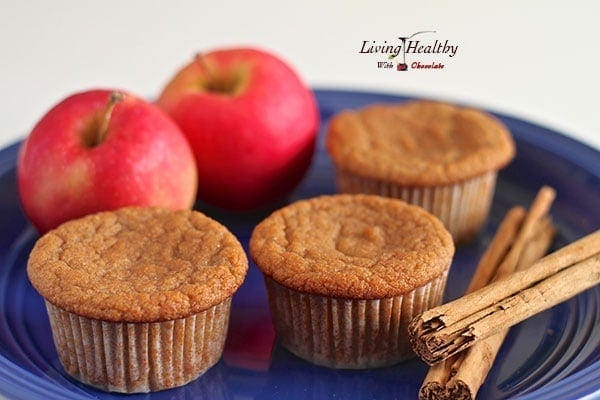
<box><xmin>0</xmin><ymin>1</ymin><xmax>599</xmax><ymax>151</ymax></box>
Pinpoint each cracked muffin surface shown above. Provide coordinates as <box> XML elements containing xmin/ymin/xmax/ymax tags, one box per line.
<box><xmin>249</xmin><ymin>194</ymin><xmax>454</xmax><ymax>299</ymax></box>
<box><xmin>326</xmin><ymin>101</ymin><xmax>515</xmax><ymax>186</ymax></box>
<box><xmin>27</xmin><ymin>207</ymin><xmax>248</xmax><ymax>322</ymax></box>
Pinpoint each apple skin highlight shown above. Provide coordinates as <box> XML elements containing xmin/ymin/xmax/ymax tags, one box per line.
<box><xmin>158</xmin><ymin>47</ymin><xmax>319</xmax><ymax>211</ymax></box>
<box><xmin>17</xmin><ymin>89</ymin><xmax>198</xmax><ymax>233</ymax></box>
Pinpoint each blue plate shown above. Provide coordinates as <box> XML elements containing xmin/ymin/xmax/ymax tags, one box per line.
<box><xmin>0</xmin><ymin>89</ymin><xmax>598</xmax><ymax>400</ymax></box>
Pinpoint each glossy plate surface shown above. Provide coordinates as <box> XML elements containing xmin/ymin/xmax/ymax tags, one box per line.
<box><xmin>0</xmin><ymin>89</ymin><xmax>598</xmax><ymax>400</ymax></box>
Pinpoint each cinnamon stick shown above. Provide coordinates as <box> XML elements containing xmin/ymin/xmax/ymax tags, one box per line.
<box><xmin>419</xmin><ymin>188</ymin><xmax>558</xmax><ymax>399</ymax></box>
<box><xmin>410</xmin><ymin>187</ymin><xmax>556</xmax><ymax>366</ymax></box>
<box><xmin>492</xmin><ymin>187</ymin><xmax>555</xmax><ymax>277</ymax></box>
<box><xmin>418</xmin><ymin>207</ymin><xmax>525</xmax><ymax>399</ymax></box>
<box><xmin>419</xmin><ymin>187</ymin><xmax>555</xmax><ymax>399</ymax></box>
<box><xmin>409</xmin><ymin>229</ymin><xmax>600</xmax><ymax>365</ymax></box>
<box><xmin>515</xmin><ymin>217</ymin><xmax>555</xmax><ymax>271</ymax></box>
<box><xmin>465</xmin><ymin>207</ymin><xmax>527</xmax><ymax>294</ymax></box>
<box><xmin>419</xmin><ymin>358</ymin><xmax>452</xmax><ymax>400</ymax></box>
<box><xmin>445</xmin><ymin>220</ymin><xmax>556</xmax><ymax>399</ymax></box>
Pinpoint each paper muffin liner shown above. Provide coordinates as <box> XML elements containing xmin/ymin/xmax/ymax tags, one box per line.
<box><xmin>264</xmin><ymin>271</ymin><xmax>448</xmax><ymax>369</ymax></box>
<box><xmin>335</xmin><ymin>170</ymin><xmax>497</xmax><ymax>243</ymax></box>
<box><xmin>45</xmin><ymin>299</ymin><xmax>231</xmax><ymax>393</ymax></box>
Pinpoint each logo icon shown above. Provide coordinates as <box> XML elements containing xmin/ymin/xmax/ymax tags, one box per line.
<box><xmin>390</xmin><ymin>31</ymin><xmax>436</xmax><ymax>72</ymax></box>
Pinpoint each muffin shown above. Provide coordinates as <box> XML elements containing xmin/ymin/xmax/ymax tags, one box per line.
<box><xmin>250</xmin><ymin>194</ymin><xmax>454</xmax><ymax>368</ymax></box>
<box><xmin>27</xmin><ymin>207</ymin><xmax>248</xmax><ymax>393</ymax></box>
<box><xmin>326</xmin><ymin>101</ymin><xmax>515</xmax><ymax>243</ymax></box>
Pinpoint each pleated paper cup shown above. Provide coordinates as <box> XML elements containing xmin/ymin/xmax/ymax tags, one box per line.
<box><xmin>264</xmin><ymin>271</ymin><xmax>448</xmax><ymax>369</ymax></box>
<box><xmin>335</xmin><ymin>170</ymin><xmax>497</xmax><ymax>244</ymax></box>
<box><xmin>45</xmin><ymin>298</ymin><xmax>231</xmax><ymax>393</ymax></box>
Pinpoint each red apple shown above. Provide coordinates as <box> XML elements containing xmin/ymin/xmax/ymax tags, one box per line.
<box><xmin>18</xmin><ymin>89</ymin><xmax>198</xmax><ymax>232</ymax></box>
<box><xmin>157</xmin><ymin>47</ymin><xmax>319</xmax><ymax>210</ymax></box>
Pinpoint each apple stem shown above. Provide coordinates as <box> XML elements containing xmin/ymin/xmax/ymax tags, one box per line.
<box><xmin>195</xmin><ymin>53</ymin><xmax>215</xmax><ymax>81</ymax></box>
<box><xmin>96</xmin><ymin>91</ymin><xmax>125</xmax><ymax>145</ymax></box>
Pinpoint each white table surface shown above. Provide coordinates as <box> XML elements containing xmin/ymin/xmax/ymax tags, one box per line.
<box><xmin>0</xmin><ymin>1</ymin><xmax>598</xmax><ymax>399</ymax></box>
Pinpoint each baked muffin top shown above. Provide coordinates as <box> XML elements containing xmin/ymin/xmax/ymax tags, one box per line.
<box><xmin>326</xmin><ymin>101</ymin><xmax>515</xmax><ymax>186</ymax></box>
<box><xmin>250</xmin><ymin>194</ymin><xmax>454</xmax><ymax>299</ymax></box>
<box><xmin>27</xmin><ymin>207</ymin><xmax>248</xmax><ymax>322</ymax></box>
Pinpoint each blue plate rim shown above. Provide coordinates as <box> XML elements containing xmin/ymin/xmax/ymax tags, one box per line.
<box><xmin>0</xmin><ymin>88</ymin><xmax>598</xmax><ymax>400</ymax></box>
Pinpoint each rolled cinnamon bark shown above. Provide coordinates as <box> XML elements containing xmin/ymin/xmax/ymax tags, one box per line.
<box><xmin>419</xmin><ymin>187</ymin><xmax>557</xmax><ymax>399</ymax></box>
<box><xmin>418</xmin><ymin>207</ymin><xmax>525</xmax><ymax>399</ymax></box>
<box><xmin>409</xmin><ymin>229</ymin><xmax>600</xmax><ymax>365</ymax></box>
<box><xmin>444</xmin><ymin>220</ymin><xmax>556</xmax><ymax>399</ymax></box>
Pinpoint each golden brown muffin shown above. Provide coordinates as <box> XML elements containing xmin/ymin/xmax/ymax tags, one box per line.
<box><xmin>250</xmin><ymin>194</ymin><xmax>454</xmax><ymax>368</ymax></box>
<box><xmin>28</xmin><ymin>207</ymin><xmax>248</xmax><ymax>393</ymax></box>
<box><xmin>326</xmin><ymin>101</ymin><xmax>515</xmax><ymax>243</ymax></box>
